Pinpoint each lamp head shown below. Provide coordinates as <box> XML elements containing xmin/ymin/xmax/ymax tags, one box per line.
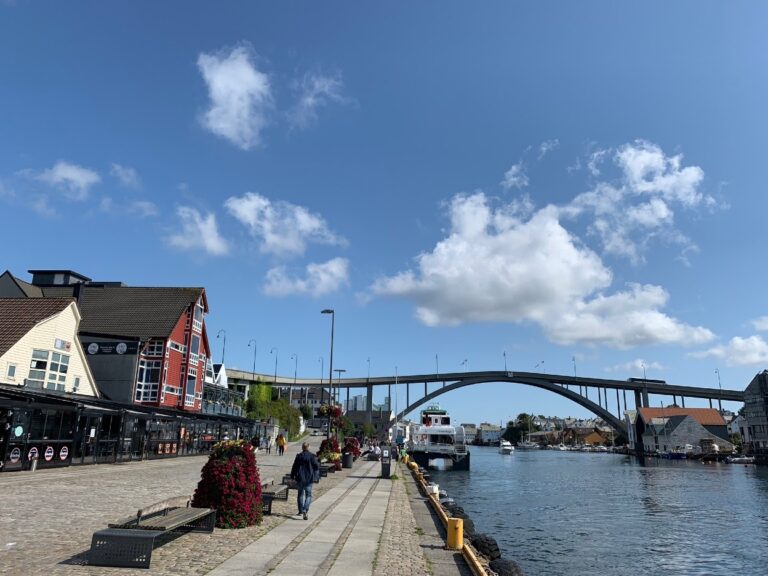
<box><xmin>321</xmin><ymin>309</ymin><xmax>334</xmax><ymax>314</ymax></box>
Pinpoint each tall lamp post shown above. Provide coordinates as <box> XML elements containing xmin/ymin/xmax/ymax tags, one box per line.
<box><xmin>290</xmin><ymin>353</ymin><xmax>298</xmax><ymax>408</ymax></box>
<box><xmin>270</xmin><ymin>347</ymin><xmax>279</xmax><ymax>399</ymax></box>
<box><xmin>321</xmin><ymin>309</ymin><xmax>335</xmax><ymax>439</ymax></box>
<box><xmin>715</xmin><ymin>368</ymin><xmax>723</xmax><ymax>412</ymax></box>
<box><xmin>248</xmin><ymin>340</ymin><xmax>257</xmax><ymax>377</ymax></box>
<box><xmin>216</xmin><ymin>330</ymin><xmax>226</xmax><ymax>365</ymax></box>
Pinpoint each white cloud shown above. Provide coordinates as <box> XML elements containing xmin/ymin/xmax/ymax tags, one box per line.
<box><xmin>538</xmin><ymin>139</ymin><xmax>559</xmax><ymax>159</ymax></box>
<box><xmin>197</xmin><ymin>44</ymin><xmax>272</xmax><ymax>150</ymax></box>
<box><xmin>289</xmin><ymin>71</ymin><xmax>346</xmax><ymax>130</ymax></box>
<box><xmin>751</xmin><ymin>316</ymin><xmax>768</xmax><ymax>332</ymax></box>
<box><xmin>563</xmin><ymin>140</ymin><xmax>711</xmax><ymax>264</ymax></box>
<box><xmin>692</xmin><ymin>335</ymin><xmax>768</xmax><ymax>367</ymax></box>
<box><xmin>264</xmin><ymin>257</ymin><xmax>350</xmax><ymax>297</ymax></box>
<box><xmin>37</xmin><ymin>160</ymin><xmax>100</xmax><ymax>200</ymax></box>
<box><xmin>130</xmin><ymin>200</ymin><xmax>158</xmax><ymax>217</ymax></box>
<box><xmin>225</xmin><ymin>192</ymin><xmax>345</xmax><ymax>257</ymax></box>
<box><xmin>501</xmin><ymin>163</ymin><xmax>528</xmax><ymax>190</ymax></box>
<box><xmin>167</xmin><ymin>206</ymin><xmax>228</xmax><ymax>255</ymax></box>
<box><xmin>606</xmin><ymin>359</ymin><xmax>664</xmax><ymax>374</ymax></box>
<box><xmin>370</xmin><ymin>191</ymin><xmax>713</xmax><ymax>348</ymax></box>
<box><xmin>30</xmin><ymin>196</ymin><xmax>56</xmax><ymax>218</ymax></box>
<box><xmin>110</xmin><ymin>163</ymin><xmax>141</xmax><ymax>189</ymax></box>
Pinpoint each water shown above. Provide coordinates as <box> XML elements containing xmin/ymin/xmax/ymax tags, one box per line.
<box><xmin>429</xmin><ymin>446</ymin><xmax>768</xmax><ymax>575</ymax></box>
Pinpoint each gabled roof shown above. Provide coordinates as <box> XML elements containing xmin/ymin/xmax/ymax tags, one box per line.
<box><xmin>0</xmin><ymin>270</ymin><xmax>43</xmax><ymax>297</ymax></box>
<box><xmin>638</xmin><ymin>407</ymin><xmax>725</xmax><ymax>427</ymax></box>
<box><xmin>71</xmin><ymin>286</ymin><xmax>204</xmax><ymax>339</ymax></box>
<box><xmin>0</xmin><ymin>298</ymin><xmax>74</xmax><ymax>356</ymax></box>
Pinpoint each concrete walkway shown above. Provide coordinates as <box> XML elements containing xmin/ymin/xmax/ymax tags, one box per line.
<box><xmin>207</xmin><ymin>460</ymin><xmax>390</xmax><ymax>576</ymax></box>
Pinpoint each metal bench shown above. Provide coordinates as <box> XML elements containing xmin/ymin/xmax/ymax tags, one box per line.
<box><xmin>89</xmin><ymin>496</ymin><xmax>215</xmax><ymax>569</ymax></box>
<box><xmin>261</xmin><ymin>484</ymin><xmax>289</xmax><ymax>515</ymax></box>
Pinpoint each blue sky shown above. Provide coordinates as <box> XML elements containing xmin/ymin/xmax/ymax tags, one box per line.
<box><xmin>1</xmin><ymin>2</ymin><xmax>765</xmax><ymax>424</ymax></box>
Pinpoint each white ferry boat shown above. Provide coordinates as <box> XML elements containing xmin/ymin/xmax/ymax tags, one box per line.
<box><xmin>499</xmin><ymin>439</ymin><xmax>514</xmax><ymax>454</ymax></box>
<box><xmin>408</xmin><ymin>404</ymin><xmax>470</xmax><ymax>471</ymax></box>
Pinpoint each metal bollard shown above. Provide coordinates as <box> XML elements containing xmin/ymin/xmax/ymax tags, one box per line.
<box><xmin>447</xmin><ymin>517</ymin><xmax>463</xmax><ymax>550</ymax></box>
<box><xmin>30</xmin><ymin>457</ymin><xmax>39</xmax><ymax>472</ymax></box>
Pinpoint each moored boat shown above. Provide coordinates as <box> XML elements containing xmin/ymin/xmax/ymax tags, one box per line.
<box><xmin>499</xmin><ymin>440</ymin><xmax>514</xmax><ymax>454</ymax></box>
<box><xmin>408</xmin><ymin>404</ymin><xmax>470</xmax><ymax>471</ymax></box>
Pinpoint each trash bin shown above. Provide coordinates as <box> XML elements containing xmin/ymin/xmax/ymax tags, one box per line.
<box><xmin>342</xmin><ymin>452</ymin><xmax>354</xmax><ymax>469</ymax></box>
<box><xmin>380</xmin><ymin>447</ymin><xmax>391</xmax><ymax>478</ymax></box>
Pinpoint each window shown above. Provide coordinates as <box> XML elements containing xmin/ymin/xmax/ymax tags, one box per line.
<box><xmin>193</xmin><ymin>303</ymin><xmax>204</xmax><ymax>332</ymax></box>
<box><xmin>136</xmin><ymin>359</ymin><xmax>162</xmax><ymax>402</ymax></box>
<box><xmin>6</xmin><ymin>363</ymin><xmax>16</xmax><ymax>379</ymax></box>
<box><xmin>28</xmin><ymin>350</ymin><xmax>68</xmax><ymax>390</ymax></box>
<box><xmin>73</xmin><ymin>377</ymin><xmax>80</xmax><ymax>392</ymax></box>
<box><xmin>143</xmin><ymin>340</ymin><xmax>164</xmax><ymax>357</ymax></box>
<box><xmin>168</xmin><ymin>340</ymin><xmax>186</xmax><ymax>354</ymax></box>
<box><xmin>189</xmin><ymin>334</ymin><xmax>200</xmax><ymax>365</ymax></box>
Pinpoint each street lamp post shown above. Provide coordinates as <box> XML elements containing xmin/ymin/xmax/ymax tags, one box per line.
<box><xmin>503</xmin><ymin>351</ymin><xmax>507</xmax><ymax>372</ymax></box>
<box><xmin>321</xmin><ymin>309</ymin><xmax>335</xmax><ymax>439</ymax></box>
<box><xmin>216</xmin><ymin>330</ymin><xmax>226</xmax><ymax>365</ymax></box>
<box><xmin>270</xmin><ymin>347</ymin><xmax>279</xmax><ymax>399</ymax></box>
<box><xmin>461</xmin><ymin>359</ymin><xmax>468</xmax><ymax>372</ymax></box>
<box><xmin>290</xmin><ymin>353</ymin><xmax>298</xmax><ymax>408</ymax></box>
<box><xmin>715</xmin><ymin>368</ymin><xmax>723</xmax><ymax>412</ymax></box>
<box><xmin>334</xmin><ymin>368</ymin><xmax>346</xmax><ymax>441</ymax></box>
<box><xmin>248</xmin><ymin>340</ymin><xmax>257</xmax><ymax>377</ymax></box>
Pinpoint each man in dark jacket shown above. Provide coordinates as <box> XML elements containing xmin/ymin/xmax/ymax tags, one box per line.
<box><xmin>290</xmin><ymin>442</ymin><xmax>320</xmax><ymax>520</ymax></box>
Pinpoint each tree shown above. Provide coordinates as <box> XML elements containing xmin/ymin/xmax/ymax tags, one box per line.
<box><xmin>362</xmin><ymin>422</ymin><xmax>376</xmax><ymax>440</ymax></box>
<box><xmin>300</xmin><ymin>404</ymin><xmax>313</xmax><ymax>421</ymax></box>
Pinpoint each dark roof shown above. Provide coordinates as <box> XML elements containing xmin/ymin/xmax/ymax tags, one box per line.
<box><xmin>71</xmin><ymin>286</ymin><xmax>204</xmax><ymax>339</ymax></box>
<box><xmin>0</xmin><ymin>271</ymin><xmax>43</xmax><ymax>297</ymax></box>
<box><xmin>0</xmin><ymin>298</ymin><xmax>74</xmax><ymax>356</ymax></box>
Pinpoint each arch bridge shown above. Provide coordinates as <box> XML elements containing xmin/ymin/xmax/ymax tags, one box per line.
<box><xmin>250</xmin><ymin>370</ymin><xmax>745</xmax><ymax>435</ymax></box>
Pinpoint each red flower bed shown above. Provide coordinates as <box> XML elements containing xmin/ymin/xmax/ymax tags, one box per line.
<box><xmin>343</xmin><ymin>437</ymin><xmax>361</xmax><ymax>459</ymax></box>
<box><xmin>192</xmin><ymin>440</ymin><xmax>262</xmax><ymax>529</ymax></box>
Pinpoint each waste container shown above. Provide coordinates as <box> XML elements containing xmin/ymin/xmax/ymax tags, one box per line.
<box><xmin>380</xmin><ymin>447</ymin><xmax>391</xmax><ymax>478</ymax></box>
<box><xmin>342</xmin><ymin>452</ymin><xmax>354</xmax><ymax>469</ymax></box>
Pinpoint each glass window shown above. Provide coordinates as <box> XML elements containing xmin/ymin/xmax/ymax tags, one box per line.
<box><xmin>144</xmin><ymin>340</ymin><xmax>164</xmax><ymax>356</ymax></box>
<box><xmin>6</xmin><ymin>364</ymin><xmax>16</xmax><ymax>378</ymax></box>
<box><xmin>191</xmin><ymin>335</ymin><xmax>200</xmax><ymax>355</ymax></box>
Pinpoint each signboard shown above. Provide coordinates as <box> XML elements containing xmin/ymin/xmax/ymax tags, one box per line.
<box><xmin>44</xmin><ymin>446</ymin><xmax>55</xmax><ymax>462</ymax></box>
<box><xmin>84</xmin><ymin>341</ymin><xmax>138</xmax><ymax>355</ymax></box>
<box><xmin>59</xmin><ymin>446</ymin><xmax>69</xmax><ymax>461</ymax></box>
<box><xmin>28</xmin><ymin>447</ymin><xmax>39</xmax><ymax>460</ymax></box>
<box><xmin>54</xmin><ymin>338</ymin><xmax>72</xmax><ymax>352</ymax></box>
<box><xmin>9</xmin><ymin>447</ymin><xmax>21</xmax><ymax>463</ymax></box>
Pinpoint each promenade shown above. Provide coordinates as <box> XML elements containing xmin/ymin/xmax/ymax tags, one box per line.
<box><xmin>0</xmin><ymin>437</ymin><xmax>462</xmax><ymax>576</ymax></box>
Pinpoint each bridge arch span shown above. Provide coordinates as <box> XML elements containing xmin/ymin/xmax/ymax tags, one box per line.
<box><xmin>395</xmin><ymin>376</ymin><xmax>627</xmax><ymax>434</ymax></box>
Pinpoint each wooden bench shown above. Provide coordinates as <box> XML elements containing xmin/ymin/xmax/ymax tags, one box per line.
<box><xmin>89</xmin><ymin>496</ymin><xmax>215</xmax><ymax>569</ymax></box>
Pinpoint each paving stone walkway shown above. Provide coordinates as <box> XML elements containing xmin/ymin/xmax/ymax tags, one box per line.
<box><xmin>0</xmin><ymin>440</ymin><xmax>461</xmax><ymax>576</ymax></box>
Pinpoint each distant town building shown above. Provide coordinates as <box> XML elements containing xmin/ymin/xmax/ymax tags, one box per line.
<box><xmin>478</xmin><ymin>422</ymin><xmax>503</xmax><ymax>444</ymax></box>
<box><xmin>460</xmin><ymin>423</ymin><xmax>477</xmax><ymax>444</ymax></box>
<box><xmin>636</xmin><ymin>407</ymin><xmax>732</xmax><ymax>453</ymax></box>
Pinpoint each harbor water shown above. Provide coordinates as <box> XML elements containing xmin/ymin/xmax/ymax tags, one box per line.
<box><xmin>429</xmin><ymin>446</ymin><xmax>768</xmax><ymax>575</ymax></box>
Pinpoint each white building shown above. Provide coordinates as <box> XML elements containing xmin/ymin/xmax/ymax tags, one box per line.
<box><xmin>478</xmin><ymin>422</ymin><xmax>503</xmax><ymax>444</ymax></box>
<box><xmin>0</xmin><ymin>298</ymin><xmax>98</xmax><ymax>396</ymax></box>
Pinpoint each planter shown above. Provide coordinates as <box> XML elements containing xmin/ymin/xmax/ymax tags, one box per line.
<box><xmin>342</xmin><ymin>452</ymin><xmax>354</xmax><ymax>469</ymax></box>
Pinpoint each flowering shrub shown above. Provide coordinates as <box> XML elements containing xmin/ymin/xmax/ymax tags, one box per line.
<box><xmin>317</xmin><ymin>437</ymin><xmax>341</xmax><ymax>462</ymax></box>
<box><xmin>343</xmin><ymin>437</ymin><xmax>361</xmax><ymax>459</ymax></box>
<box><xmin>192</xmin><ymin>439</ymin><xmax>262</xmax><ymax>529</ymax></box>
<box><xmin>318</xmin><ymin>404</ymin><xmax>342</xmax><ymax>419</ymax></box>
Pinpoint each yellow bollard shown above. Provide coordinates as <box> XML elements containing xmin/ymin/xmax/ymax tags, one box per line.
<box><xmin>447</xmin><ymin>517</ymin><xmax>463</xmax><ymax>550</ymax></box>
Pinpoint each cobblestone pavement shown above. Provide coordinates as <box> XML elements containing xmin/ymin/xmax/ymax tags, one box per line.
<box><xmin>0</xmin><ymin>442</ymin><xmax>459</xmax><ymax>576</ymax></box>
<box><xmin>0</xmin><ymin>438</ymin><xmax>340</xmax><ymax>576</ymax></box>
<box><xmin>373</xmin><ymin>461</ymin><xmax>431</xmax><ymax>576</ymax></box>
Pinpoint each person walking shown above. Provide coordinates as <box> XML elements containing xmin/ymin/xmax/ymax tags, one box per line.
<box><xmin>290</xmin><ymin>442</ymin><xmax>319</xmax><ymax>520</ymax></box>
<box><xmin>276</xmin><ymin>432</ymin><xmax>287</xmax><ymax>456</ymax></box>
<box><xmin>266</xmin><ymin>435</ymin><xmax>273</xmax><ymax>454</ymax></box>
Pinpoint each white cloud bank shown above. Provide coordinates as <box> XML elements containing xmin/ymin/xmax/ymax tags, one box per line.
<box><xmin>264</xmin><ymin>257</ymin><xmax>350</xmax><ymax>297</ymax></box>
<box><xmin>225</xmin><ymin>192</ymin><xmax>345</xmax><ymax>257</ymax></box>
<box><xmin>197</xmin><ymin>44</ymin><xmax>272</xmax><ymax>150</ymax></box>
<box><xmin>606</xmin><ymin>358</ymin><xmax>664</xmax><ymax>374</ymax></box>
<box><xmin>370</xmin><ymin>190</ymin><xmax>714</xmax><ymax>348</ymax></box>
<box><xmin>167</xmin><ymin>206</ymin><xmax>228</xmax><ymax>255</ymax></box>
<box><xmin>37</xmin><ymin>160</ymin><xmax>100</xmax><ymax>200</ymax></box>
<box><xmin>500</xmin><ymin>163</ymin><xmax>528</xmax><ymax>190</ymax></box>
<box><xmin>692</xmin><ymin>335</ymin><xmax>768</xmax><ymax>367</ymax></box>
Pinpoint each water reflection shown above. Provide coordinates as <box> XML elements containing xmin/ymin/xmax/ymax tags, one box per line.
<box><xmin>430</xmin><ymin>446</ymin><xmax>768</xmax><ymax>576</ymax></box>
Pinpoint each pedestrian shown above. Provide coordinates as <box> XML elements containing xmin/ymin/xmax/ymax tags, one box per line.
<box><xmin>277</xmin><ymin>433</ymin><xmax>287</xmax><ymax>456</ymax></box>
<box><xmin>290</xmin><ymin>441</ymin><xmax>319</xmax><ymax>520</ymax></box>
<box><xmin>267</xmin><ymin>435</ymin><xmax>273</xmax><ymax>454</ymax></box>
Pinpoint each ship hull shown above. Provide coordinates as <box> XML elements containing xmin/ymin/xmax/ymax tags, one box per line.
<box><xmin>409</xmin><ymin>449</ymin><xmax>470</xmax><ymax>471</ymax></box>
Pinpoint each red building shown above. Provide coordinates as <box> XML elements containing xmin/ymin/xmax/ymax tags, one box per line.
<box><xmin>0</xmin><ymin>270</ymin><xmax>212</xmax><ymax>413</ymax></box>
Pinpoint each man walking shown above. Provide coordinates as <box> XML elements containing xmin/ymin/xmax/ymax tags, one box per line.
<box><xmin>290</xmin><ymin>442</ymin><xmax>319</xmax><ymax>520</ymax></box>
